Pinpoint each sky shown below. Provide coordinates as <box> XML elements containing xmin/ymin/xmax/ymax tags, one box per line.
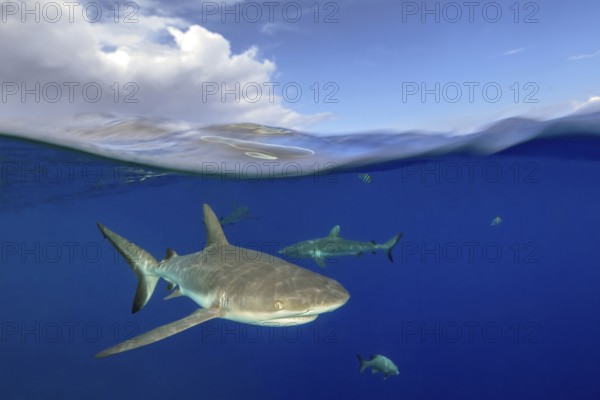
<box><xmin>1</xmin><ymin>0</ymin><xmax>600</xmax><ymax>133</ymax></box>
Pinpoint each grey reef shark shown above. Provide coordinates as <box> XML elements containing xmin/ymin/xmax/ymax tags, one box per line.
<box><xmin>218</xmin><ymin>204</ymin><xmax>256</xmax><ymax>226</ymax></box>
<box><xmin>279</xmin><ymin>225</ymin><xmax>403</xmax><ymax>268</ymax></box>
<box><xmin>95</xmin><ymin>204</ymin><xmax>349</xmax><ymax>358</ymax></box>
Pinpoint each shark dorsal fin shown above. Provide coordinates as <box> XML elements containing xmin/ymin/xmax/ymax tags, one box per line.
<box><xmin>327</xmin><ymin>225</ymin><xmax>341</xmax><ymax>238</ymax></box>
<box><xmin>203</xmin><ymin>204</ymin><xmax>229</xmax><ymax>246</ymax></box>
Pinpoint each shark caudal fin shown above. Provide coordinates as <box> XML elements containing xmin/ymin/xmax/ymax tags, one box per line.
<box><xmin>357</xmin><ymin>354</ymin><xmax>368</xmax><ymax>373</ymax></box>
<box><xmin>97</xmin><ymin>223</ymin><xmax>159</xmax><ymax>313</ymax></box>
<box><xmin>380</xmin><ymin>233</ymin><xmax>403</xmax><ymax>262</ymax></box>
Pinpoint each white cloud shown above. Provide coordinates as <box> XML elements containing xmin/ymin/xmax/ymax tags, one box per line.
<box><xmin>502</xmin><ymin>47</ymin><xmax>527</xmax><ymax>56</ymax></box>
<box><xmin>0</xmin><ymin>1</ymin><xmax>330</xmax><ymax>129</ymax></box>
<box><xmin>260</xmin><ymin>22</ymin><xmax>299</xmax><ymax>35</ymax></box>
<box><xmin>486</xmin><ymin>47</ymin><xmax>528</xmax><ymax>60</ymax></box>
<box><xmin>568</xmin><ymin>50</ymin><xmax>600</xmax><ymax>60</ymax></box>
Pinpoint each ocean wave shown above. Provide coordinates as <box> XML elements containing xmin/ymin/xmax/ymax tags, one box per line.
<box><xmin>1</xmin><ymin>111</ymin><xmax>600</xmax><ymax>177</ymax></box>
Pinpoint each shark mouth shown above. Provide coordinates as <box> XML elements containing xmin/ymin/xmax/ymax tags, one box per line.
<box><xmin>255</xmin><ymin>315</ymin><xmax>319</xmax><ymax>327</ymax></box>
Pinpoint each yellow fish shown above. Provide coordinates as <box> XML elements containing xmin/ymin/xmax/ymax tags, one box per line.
<box><xmin>358</xmin><ymin>173</ymin><xmax>372</xmax><ymax>184</ymax></box>
<box><xmin>491</xmin><ymin>216</ymin><xmax>502</xmax><ymax>226</ymax></box>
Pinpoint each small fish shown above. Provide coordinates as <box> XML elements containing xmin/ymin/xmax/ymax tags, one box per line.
<box><xmin>357</xmin><ymin>354</ymin><xmax>399</xmax><ymax>379</ymax></box>
<box><xmin>357</xmin><ymin>173</ymin><xmax>372</xmax><ymax>184</ymax></box>
<box><xmin>491</xmin><ymin>216</ymin><xmax>502</xmax><ymax>226</ymax></box>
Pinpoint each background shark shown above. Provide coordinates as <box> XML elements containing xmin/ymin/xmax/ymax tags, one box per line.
<box><xmin>219</xmin><ymin>204</ymin><xmax>256</xmax><ymax>226</ymax></box>
<box><xmin>95</xmin><ymin>204</ymin><xmax>349</xmax><ymax>358</ymax></box>
<box><xmin>279</xmin><ymin>225</ymin><xmax>403</xmax><ymax>267</ymax></box>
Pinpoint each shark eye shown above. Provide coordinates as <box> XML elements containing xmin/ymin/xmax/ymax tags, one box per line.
<box><xmin>274</xmin><ymin>300</ymin><xmax>283</xmax><ymax>310</ymax></box>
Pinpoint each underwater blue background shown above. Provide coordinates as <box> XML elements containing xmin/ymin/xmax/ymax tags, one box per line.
<box><xmin>1</xmin><ymin>132</ymin><xmax>599</xmax><ymax>399</ymax></box>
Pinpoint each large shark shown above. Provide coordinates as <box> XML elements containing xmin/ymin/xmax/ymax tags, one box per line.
<box><xmin>95</xmin><ymin>204</ymin><xmax>349</xmax><ymax>358</ymax></box>
<box><xmin>279</xmin><ymin>226</ymin><xmax>403</xmax><ymax>268</ymax></box>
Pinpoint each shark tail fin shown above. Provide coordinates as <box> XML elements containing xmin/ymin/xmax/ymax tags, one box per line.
<box><xmin>381</xmin><ymin>233</ymin><xmax>403</xmax><ymax>262</ymax></box>
<box><xmin>357</xmin><ymin>354</ymin><xmax>368</xmax><ymax>373</ymax></box>
<box><xmin>97</xmin><ymin>223</ymin><xmax>159</xmax><ymax>313</ymax></box>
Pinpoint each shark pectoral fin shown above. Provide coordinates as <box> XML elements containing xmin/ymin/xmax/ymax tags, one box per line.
<box><xmin>164</xmin><ymin>287</ymin><xmax>183</xmax><ymax>300</ymax></box>
<box><xmin>314</xmin><ymin>257</ymin><xmax>327</xmax><ymax>268</ymax></box>
<box><xmin>96</xmin><ymin>308</ymin><xmax>223</xmax><ymax>358</ymax></box>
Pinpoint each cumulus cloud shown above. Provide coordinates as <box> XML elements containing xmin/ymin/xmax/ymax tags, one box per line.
<box><xmin>0</xmin><ymin>1</ymin><xmax>330</xmax><ymax>129</ymax></box>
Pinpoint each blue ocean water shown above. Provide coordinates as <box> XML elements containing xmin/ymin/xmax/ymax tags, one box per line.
<box><xmin>1</xmin><ymin>114</ymin><xmax>600</xmax><ymax>399</ymax></box>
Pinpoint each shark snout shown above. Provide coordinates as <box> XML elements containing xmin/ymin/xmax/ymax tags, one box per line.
<box><xmin>331</xmin><ymin>283</ymin><xmax>350</xmax><ymax>307</ymax></box>
<box><xmin>314</xmin><ymin>280</ymin><xmax>349</xmax><ymax>312</ymax></box>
